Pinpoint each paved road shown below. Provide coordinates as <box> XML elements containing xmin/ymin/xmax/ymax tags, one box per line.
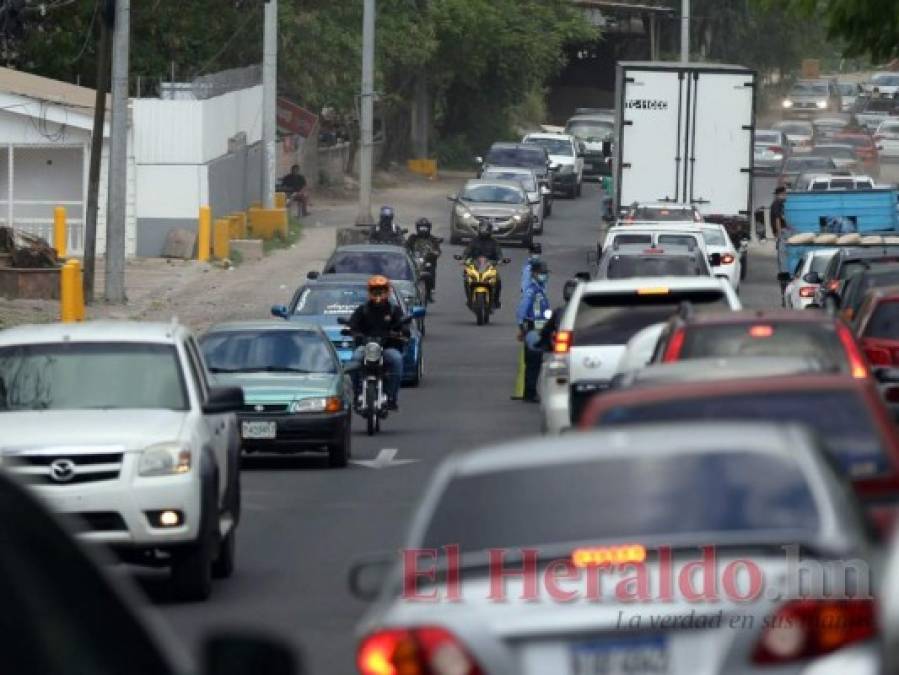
<box><xmin>147</xmin><ymin>179</ymin><xmax>784</xmax><ymax>675</ymax></box>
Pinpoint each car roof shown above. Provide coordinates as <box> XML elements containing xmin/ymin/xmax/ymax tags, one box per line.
<box><xmin>448</xmin><ymin>421</ymin><xmax>819</xmax><ymax>477</ymax></box>
<box><xmin>838</xmin><ymin>248</ymin><xmax>899</xmax><ymax>261</ymax></box>
<box><xmin>618</xmin><ymin>356</ymin><xmax>836</xmax><ymax>388</ymax></box>
<box><xmin>676</xmin><ymin>308</ymin><xmax>837</xmax><ymax>326</ymax></box>
<box><xmin>203</xmin><ymin>320</ymin><xmax>326</xmax><ymax>335</ymax></box>
<box><xmin>567</xmin><ymin>113</ymin><xmax>614</xmax><ymax>122</ymax></box>
<box><xmin>0</xmin><ymin>320</ymin><xmax>188</xmax><ymax>347</ymax></box>
<box><xmin>609</xmin><ymin>223</ymin><xmax>702</xmax><ymax>233</ymax></box>
<box><xmin>463</xmin><ymin>179</ymin><xmax>526</xmax><ymax>190</ymax></box>
<box><xmin>305</xmin><ymin>273</ymin><xmax>373</xmax><ymax>286</ymax></box>
<box><xmin>523</xmin><ymin>132</ymin><xmax>573</xmax><ymax>141</ymax></box>
<box><xmin>488</xmin><ymin>142</ymin><xmax>542</xmax><ymax>151</ymax></box>
<box><xmin>630</xmin><ymin>201</ymin><xmax>696</xmax><ymax>210</ymax></box>
<box><xmin>578</xmin><ymin>276</ymin><xmax>728</xmax><ymax>294</ymax></box>
<box><xmin>481</xmin><ymin>166</ymin><xmax>536</xmax><ymax>176</ymax></box>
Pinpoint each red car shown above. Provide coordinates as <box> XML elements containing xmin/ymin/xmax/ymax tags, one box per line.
<box><xmin>855</xmin><ymin>284</ymin><xmax>899</xmax><ymax>367</ymax></box>
<box><xmin>651</xmin><ymin>309</ymin><xmax>870</xmax><ymax>378</ymax></box>
<box><xmin>832</xmin><ymin>131</ymin><xmax>881</xmax><ymax>175</ymax></box>
<box><xmin>580</xmin><ymin>374</ymin><xmax>899</xmax><ymax>536</ymax></box>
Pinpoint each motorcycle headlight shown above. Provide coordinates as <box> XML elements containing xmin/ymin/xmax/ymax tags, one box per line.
<box><xmin>138</xmin><ymin>442</ymin><xmax>191</xmax><ymax>477</ymax></box>
<box><xmin>364</xmin><ymin>342</ymin><xmax>383</xmax><ymax>362</ymax></box>
<box><xmin>289</xmin><ymin>397</ymin><xmax>342</xmax><ymax>413</ymax></box>
<box><xmin>782</xmin><ymin>99</ymin><xmax>793</xmax><ymax>109</ymax></box>
<box><xmin>816</xmin><ymin>99</ymin><xmax>828</xmax><ymax>109</ymax></box>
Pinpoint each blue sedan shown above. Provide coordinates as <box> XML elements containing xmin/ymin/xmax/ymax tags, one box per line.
<box><xmin>271</xmin><ymin>273</ymin><xmax>425</xmax><ymax>386</ymax></box>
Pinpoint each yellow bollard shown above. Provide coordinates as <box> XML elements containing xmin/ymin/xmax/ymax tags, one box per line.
<box><xmin>60</xmin><ymin>260</ymin><xmax>81</xmax><ymax>322</ymax></box>
<box><xmin>53</xmin><ymin>206</ymin><xmax>67</xmax><ymax>258</ymax></box>
<box><xmin>228</xmin><ymin>213</ymin><xmax>247</xmax><ymax>240</ymax></box>
<box><xmin>213</xmin><ymin>218</ymin><xmax>230</xmax><ymax>260</ymax></box>
<box><xmin>198</xmin><ymin>206</ymin><xmax>212</xmax><ymax>262</ymax></box>
<box><xmin>71</xmin><ymin>259</ymin><xmax>85</xmax><ymax>320</ymax></box>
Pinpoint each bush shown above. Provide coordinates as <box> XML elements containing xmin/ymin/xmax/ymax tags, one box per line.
<box><xmin>435</xmin><ymin>135</ymin><xmax>476</xmax><ymax>170</ymax></box>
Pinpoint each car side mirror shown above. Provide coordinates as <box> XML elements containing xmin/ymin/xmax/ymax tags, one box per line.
<box><xmin>203</xmin><ymin>633</ymin><xmax>299</xmax><ymax>675</ymax></box>
<box><xmin>802</xmin><ymin>271</ymin><xmax>822</xmax><ymax>284</ymax></box>
<box><xmin>270</xmin><ymin>304</ymin><xmax>288</xmax><ymax>319</ymax></box>
<box><xmin>411</xmin><ymin>306</ymin><xmax>426</xmax><ymax>319</ymax></box>
<box><xmin>306</xmin><ymin>271</ymin><xmax>320</xmax><ymax>280</ymax></box>
<box><xmin>777</xmin><ymin>272</ymin><xmax>792</xmax><ymax>283</ymax></box>
<box><xmin>348</xmin><ymin>555</ymin><xmax>393</xmax><ymax>602</ymax></box>
<box><xmin>708</xmin><ymin>253</ymin><xmax>722</xmax><ymax>267</ymax></box>
<box><xmin>203</xmin><ymin>386</ymin><xmax>244</xmax><ymax>415</ymax></box>
<box><xmin>602</xmin><ymin>140</ymin><xmax>612</xmax><ymax>155</ymax></box>
<box><xmin>453</xmin><ymin>254</ymin><xmax>463</xmax><ymax>261</ymax></box>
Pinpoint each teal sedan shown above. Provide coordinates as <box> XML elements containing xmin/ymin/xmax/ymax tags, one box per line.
<box><xmin>199</xmin><ymin>321</ymin><xmax>355</xmax><ymax>467</ymax></box>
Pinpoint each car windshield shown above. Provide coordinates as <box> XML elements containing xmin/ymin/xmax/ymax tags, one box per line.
<box><xmin>565</xmin><ymin>120</ymin><xmax>613</xmax><ymax>142</ymax></box>
<box><xmin>791</xmin><ymin>83</ymin><xmax>829</xmax><ymax>96</ymax></box>
<box><xmin>292</xmin><ymin>286</ymin><xmax>369</xmax><ymax>316</ymax></box>
<box><xmin>679</xmin><ymin>323</ymin><xmax>847</xmax><ymax>370</ymax></box>
<box><xmin>702</xmin><ymin>229</ymin><xmax>727</xmax><ymax>246</ymax></box>
<box><xmin>605</xmin><ymin>255</ymin><xmax>700</xmax><ymax>279</ymax></box>
<box><xmin>483</xmin><ymin>171</ymin><xmax>536</xmax><ymax>192</ymax></box>
<box><xmin>777</xmin><ymin>122</ymin><xmax>812</xmax><ymax>135</ymax></box>
<box><xmin>0</xmin><ymin>342</ymin><xmax>188</xmax><ymax>412</ymax></box>
<box><xmin>873</xmin><ymin>74</ymin><xmax>899</xmax><ymax>86</ymax></box>
<box><xmin>324</xmin><ymin>251</ymin><xmax>413</xmax><ymax>280</ymax></box>
<box><xmin>574</xmin><ymin>291</ymin><xmax>731</xmax><ymax>346</ymax></box>
<box><xmin>865</xmin><ymin>301</ymin><xmax>899</xmax><ymax>339</ymax></box>
<box><xmin>524</xmin><ymin>137</ymin><xmax>572</xmax><ymax>156</ymax></box>
<box><xmin>595</xmin><ymin>390</ymin><xmax>891</xmax><ymax>479</ymax></box>
<box><xmin>811</xmin><ymin>146</ymin><xmax>855</xmax><ymax>159</ymax></box>
<box><xmin>754</xmin><ymin>132</ymin><xmax>779</xmax><ymax>144</ymax></box>
<box><xmin>486</xmin><ymin>147</ymin><xmax>544</xmax><ymax>168</ymax></box>
<box><xmin>461</xmin><ymin>184</ymin><xmax>524</xmax><ymax>204</ymax></box>
<box><xmin>201</xmin><ymin>330</ymin><xmax>336</xmax><ymax>374</ymax></box>
<box><xmin>421</xmin><ymin>452</ymin><xmax>820</xmax><ymax>554</ymax></box>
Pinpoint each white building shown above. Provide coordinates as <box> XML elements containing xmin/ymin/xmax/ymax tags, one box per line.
<box><xmin>0</xmin><ymin>67</ymin><xmax>263</xmax><ymax>257</ymax></box>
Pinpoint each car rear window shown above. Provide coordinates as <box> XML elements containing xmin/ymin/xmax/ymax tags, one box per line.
<box><xmin>595</xmin><ymin>390</ymin><xmax>891</xmax><ymax>479</ymax></box>
<box><xmin>574</xmin><ymin>291</ymin><xmax>731</xmax><ymax>346</ymax></box>
<box><xmin>840</xmin><ymin>257</ymin><xmax>899</xmax><ymax>280</ymax></box>
<box><xmin>324</xmin><ymin>251</ymin><xmax>413</xmax><ymax>280</ymax></box>
<box><xmin>487</xmin><ymin>147</ymin><xmax>545</xmax><ymax>168</ymax></box>
<box><xmin>864</xmin><ymin>301</ymin><xmax>899</xmax><ymax>340</ymax></box>
<box><xmin>679</xmin><ymin>323</ymin><xmax>847</xmax><ymax>370</ymax></box>
<box><xmin>421</xmin><ymin>453</ymin><xmax>820</xmax><ymax>554</ymax></box>
<box><xmin>702</xmin><ymin>229</ymin><xmax>727</xmax><ymax>247</ymax></box>
<box><xmin>811</xmin><ymin>253</ymin><xmax>836</xmax><ymax>274</ymax></box>
<box><xmin>658</xmin><ymin>235</ymin><xmax>700</xmax><ymax>248</ymax></box>
<box><xmin>605</xmin><ymin>255</ymin><xmax>701</xmax><ymax>279</ymax></box>
<box><xmin>611</xmin><ymin>234</ymin><xmax>652</xmax><ymax>246</ymax></box>
<box><xmin>754</xmin><ymin>132</ymin><xmax>779</xmax><ymax>145</ymax></box>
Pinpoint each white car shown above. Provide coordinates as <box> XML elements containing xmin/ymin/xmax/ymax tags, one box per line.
<box><xmin>613</xmin><ymin>321</ymin><xmax>667</xmax><ymax>377</ymax></box>
<box><xmin>539</xmin><ymin>277</ymin><xmax>742</xmax><ymax>434</ymax></box>
<box><xmin>620</xmin><ymin>201</ymin><xmax>703</xmax><ymax>223</ymax></box>
<box><xmin>521</xmin><ymin>132</ymin><xmax>584</xmax><ymax>198</ymax></box>
<box><xmin>863</xmin><ymin>71</ymin><xmax>899</xmax><ymax>96</ymax></box>
<box><xmin>0</xmin><ymin>320</ymin><xmax>244</xmax><ymax>601</ymax></box>
<box><xmin>782</xmin><ymin>247</ymin><xmax>838</xmax><ymax>309</ymax></box>
<box><xmin>700</xmin><ymin>223</ymin><xmax>742</xmax><ymax>290</ymax></box>
<box><xmin>876</xmin><ymin>119</ymin><xmax>899</xmax><ymax>160</ymax></box>
<box><xmin>599</xmin><ymin>223</ymin><xmax>710</xmax><ymax>265</ymax></box>
<box><xmin>481</xmin><ymin>166</ymin><xmax>547</xmax><ymax>233</ymax></box>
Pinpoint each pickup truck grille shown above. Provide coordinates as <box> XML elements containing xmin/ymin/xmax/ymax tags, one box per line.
<box><xmin>4</xmin><ymin>450</ymin><xmax>124</xmax><ymax>485</ymax></box>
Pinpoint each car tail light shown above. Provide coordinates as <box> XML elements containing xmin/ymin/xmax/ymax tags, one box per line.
<box><xmin>864</xmin><ymin>345</ymin><xmax>892</xmax><ymax>366</ymax></box>
<box><xmin>836</xmin><ymin>322</ymin><xmax>870</xmax><ymax>379</ymax></box>
<box><xmin>749</xmin><ymin>325</ymin><xmax>774</xmax><ymax>338</ymax></box>
<box><xmin>358</xmin><ymin>627</ymin><xmax>484</xmax><ymax>675</ymax></box>
<box><xmin>719</xmin><ymin>254</ymin><xmax>735</xmax><ymax>265</ymax></box>
<box><xmin>799</xmin><ymin>286</ymin><xmax>816</xmax><ymax>298</ymax></box>
<box><xmin>554</xmin><ymin>330</ymin><xmax>572</xmax><ymax>354</ymax></box>
<box><xmin>751</xmin><ymin>599</ymin><xmax>876</xmax><ymax>665</ymax></box>
<box><xmin>662</xmin><ymin>328</ymin><xmax>686</xmax><ymax>362</ymax></box>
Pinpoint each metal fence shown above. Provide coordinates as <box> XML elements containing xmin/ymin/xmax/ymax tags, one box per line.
<box><xmin>0</xmin><ymin>145</ymin><xmax>86</xmax><ymax>253</ymax></box>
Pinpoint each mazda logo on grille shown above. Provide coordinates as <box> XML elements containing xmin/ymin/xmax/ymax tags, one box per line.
<box><xmin>49</xmin><ymin>459</ymin><xmax>76</xmax><ymax>483</ymax></box>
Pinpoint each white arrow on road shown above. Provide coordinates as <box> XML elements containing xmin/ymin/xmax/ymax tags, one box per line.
<box><xmin>350</xmin><ymin>448</ymin><xmax>419</xmax><ymax>469</ymax></box>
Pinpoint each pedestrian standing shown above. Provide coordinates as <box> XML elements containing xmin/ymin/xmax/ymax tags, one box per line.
<box><xmin>771</xmin><ymin>186</ymin><xmax>790</xmax><ymax>292</ymax></box>
<box><xmin>516</xmin><ymin>260</ymin><xmax>551</xmax><ymax>403</ymax></box>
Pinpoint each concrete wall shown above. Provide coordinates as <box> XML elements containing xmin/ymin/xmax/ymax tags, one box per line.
<box><xmin>208</xmin><ymin>140</ymin><xmax>263</xmax><ymax>220</ymax></box>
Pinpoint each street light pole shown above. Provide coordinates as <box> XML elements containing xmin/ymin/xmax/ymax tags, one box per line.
<box><xmin>262</xmin><ymin>0</ymin><xmax>277</xmax><ymax>209</ymax></box>
<box><xmin>104</xmin><ymin>0</ymin><xmax>129</xmax><ymax>304</ymax></box>
<box><xmin>680</xmin><ymin>0</ymin><xmax>690</xmax><ymax>63</ymax></box>
<box><xmin>355</xmin><ymin>0</ymin><xmax>375</xmax><ymax>226</ymax></box>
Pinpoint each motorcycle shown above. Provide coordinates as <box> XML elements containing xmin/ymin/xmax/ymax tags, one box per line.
<box><xmin>454</xmin><ymin>254</ymin><xmax>511</xmax><ymax>326</ymax></box>
<box><xmin>410</xmin><ymin>238</ymin><xmax>443</xmax><ymax>303</ymax></box>
<box><xmin>338</xmin><ymin>318</ymin><xmax>410</xmax><ymax>436</ymax></box>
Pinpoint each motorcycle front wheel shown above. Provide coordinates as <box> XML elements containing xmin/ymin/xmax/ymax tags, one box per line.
<box><xmin>365</xmin><ymin>381</ymin><xmax>378</xmax><ymax>436</ymax></box>
<box><xmin>473</xmin><ymin>293</ymin><xmax>488</xmax><ymax>326</ymax></box>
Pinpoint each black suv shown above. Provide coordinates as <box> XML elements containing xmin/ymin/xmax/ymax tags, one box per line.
<box><xmin>476</xmin><ymin>142</ymin><xmax>554</xmax><ymax>216</ymax></box>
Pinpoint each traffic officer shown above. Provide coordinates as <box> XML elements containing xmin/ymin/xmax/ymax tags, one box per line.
<box><xmin>516</xmin><ymin>259</ymin><xmax>551</xmax><ymax>403</ymax></box>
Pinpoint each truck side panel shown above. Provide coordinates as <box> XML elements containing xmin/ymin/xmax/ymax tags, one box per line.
<box><xmin>784</xmin><ymin>190</ymin><xmax>899</xmax><ymax>233</ymax></box>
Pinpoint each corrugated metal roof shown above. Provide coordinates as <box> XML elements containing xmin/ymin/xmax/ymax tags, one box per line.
<box><xmin>0</xmin><ymin>66</ymin><xmax>108</xmax><ymax>111</ymax></box>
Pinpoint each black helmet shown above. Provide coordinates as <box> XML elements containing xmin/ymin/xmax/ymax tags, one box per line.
<box><xmin>378</xmin><ymin>205</ymin><xmax>395</xmax><ymax>228</ymax></box>
<box><xmin>415</xmin><ymin>217</ymin><xmax>432</xmax><ymax>236</ymax></box>
<box><xmin>477</xmin><ymin>219</ymin><xmax>492</xmax><ymax>236</ymax></box>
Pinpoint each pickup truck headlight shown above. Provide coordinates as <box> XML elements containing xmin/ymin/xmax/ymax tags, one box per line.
<box><xmin>289</xmin><ymin>397</ymin><xmax>343</xmax><ymax>413</ymax></box>
<box><xmin>138</xmin><ymin>442</ymin><xmax>191</xmax><ymax>477</ymax></box>
<box><xmin>816</xmin><ymin>99</ymin><xmax>828</xmax><ymax>109</ymax></box>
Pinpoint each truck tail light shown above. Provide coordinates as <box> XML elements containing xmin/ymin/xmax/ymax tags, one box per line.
<box><xmin>751</xmin><ymin>599</ymin><xmax>876</xmax><ymax>665</ymax></box>
<box><xmin>719</xmin><ymin>254</ymin><xmax>735</xmax><ymax>265</ymax></box>
<box><xmin>836</xmin><ymin>322</ymin><xmax>870</xmax><ymax>379</ymax></box>
<box><xmin>358</xmin><ymin>627</ymin><xmax>484</xmax><ymax>675</ymax></box>
<box><xmin>662</xmin><ymin>328</ymin><xmax>686</xmax><ymax>362</ymax></box>
<box><xmin>554</xmin><ymin>330</ymin><xmax>573</xmax><ymax>354</ymax></box>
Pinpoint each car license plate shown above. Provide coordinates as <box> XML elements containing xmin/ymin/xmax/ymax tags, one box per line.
<box><xmin>242</xmin><ymin>421</ymin><xmax>276</xmax><ymax>439</ymax></box>
<box><xmin>571</xmin><ymin>636</ymin><xmax>669</xmax><ymax>675</ymax></box>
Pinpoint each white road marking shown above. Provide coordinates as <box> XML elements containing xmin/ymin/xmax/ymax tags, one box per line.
<box><xmin>350</xmin><ymin>447</ymin><xmax>419</xmax><ymax>469</ymax></box>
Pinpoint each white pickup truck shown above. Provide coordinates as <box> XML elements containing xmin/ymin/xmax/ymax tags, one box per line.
<box><xmin>0</xmin><ymin>320</ymin><xmax>243</xmax><ymax>601</ymax></box>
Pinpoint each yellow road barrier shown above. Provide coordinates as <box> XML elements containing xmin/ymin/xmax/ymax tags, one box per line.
<box><xmin>248</xmin><ymin>207</ymin><xmax>288</xmax><ymax>240</ymax></box>
<box><xmin>53</xmin><ymin>206</ymin><xmax>67</xmax><ymax>258</ymax></box>
<box><xmin>198</xmin><ymin>206</ymin><xmax>212</xmax><ymax>261</ymax></box>
<box><xmin>213</xmin><ymin>218</ymin><xmax>230</xmax><ymax>259</ymax></box>
<box><xmin>407</xmin><ymin>158</ymin><xmax>438</xmax><ymax>179</ymax></box>
<box><xmin>60</xmin><ymin>259</ymin><xmax>84</xmax><ymax>322</ymax></box>
<box><xmin>275</xmin><ymin>192</ymin><xmax>287</xmax><ymax>209</ymax></box>
<box><xmin>229</xmin><ymin>213</ymin><xmax>248</xmax><ymax>239</ymax></box>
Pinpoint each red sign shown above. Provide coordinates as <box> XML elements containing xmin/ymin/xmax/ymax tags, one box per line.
<box><xmin>277</xmin><ymin>97</ymin><xmax>318</xmax><ymax>138</ymax></box>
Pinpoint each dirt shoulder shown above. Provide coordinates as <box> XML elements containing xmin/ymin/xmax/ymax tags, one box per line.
<box><xmin>0</xmin><ymin>172</ymin><xmax>467</xmax><ymax>332</ymax></box>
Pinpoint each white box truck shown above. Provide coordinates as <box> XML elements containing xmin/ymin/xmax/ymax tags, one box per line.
<box><xmin>613</xmin><ymin>61</ymin><xmax>756</xmax><ymax>250</ymax></box>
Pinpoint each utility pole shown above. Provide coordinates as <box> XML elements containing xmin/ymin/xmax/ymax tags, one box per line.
<box><xmin>104</xmin><ymin>0</ymin><xmax>128</xmax><ymax>303</ymax></box>
<box><xmin>262</xmin><ymin>0</ymin><xmax>277</xmax><ymax>209</ymax></box>
<box><xmin>680</xmin><ymin>0</ymin><xmax>690</xmax><ymax>62</ymax></box>
<box><xmin>84</xmin><ymin>0</ymin><xmax>113</xmax><ymax>303</ymax></box>
<box><xmin>355</xmin><ymin>0</ymin><xmax>375</xmax><ymax>226</ymax></box>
